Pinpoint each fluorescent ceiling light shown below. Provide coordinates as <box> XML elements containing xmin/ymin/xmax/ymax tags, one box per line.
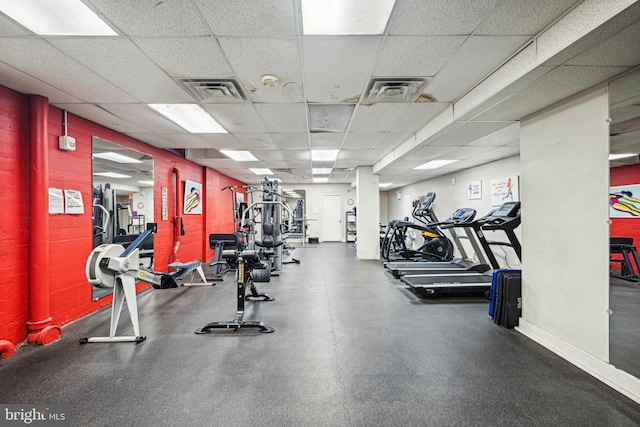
<box><xmin>379</xmin><ymin>182</ymin><xmax>393</xmax><ymax>188</ymax></box>
<box><xmin>220</xmin><ymin>150</ymin><xmax>258</xmax><ymax>161</ymax></box>
<box><xmin>302</xmin><ymin>0</ymin><xmax>396</xmax><ymax>35</ymax></box>
<box><xmin>311</xmin><ymin>150</ymin><xmax>339</xmax><ymax>161</ymax></box>
<box><xmin>609</xmin><ymin>153</ymin><xmax>637</xmax><ymax>160</ymax></box>
<box><xmin>312</xmin><ymin>167</ymin><xmax>333</xmax><ymax>175</ymax></box>
<box><xmin>249</xmin><ymin>168</ymin><xmax>273</xmax><ymax>175</ymax></box>
<box><xmin>138</xmin><ymin>180</ymin><xmax>155</xmax><ymax>186</ymax></box>
<box><xmin>414</xmin><ymin>159</ymin><xmax>458</xmax><ymax>170</ymax></box>
<box><xmin>148</xmin><ymin>104</ymin><xmax>227</xmax><ymax>133</ymax></box>
<box><xmin>93</xmin><ymin>172</ymin><xmax>131</xmax><ymax>179</ymax></box>
<box><xmin>313</xmin><ymin>177</ymin><xmax>329</xmax><ymax>183</ymax></box>
<box><xmin>0</xmin><ymin>0</ymin><xmax>118</xmax><ymax>36</ymax></box>
<box><xmin>93</xmin><ymin>151</ymin><xmax>143</xmax><ymax>164</ymax></box>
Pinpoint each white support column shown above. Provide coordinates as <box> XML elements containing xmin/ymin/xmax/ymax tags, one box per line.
<box><xmin>355</xmin><ymin>166</ymin><xmax>380</xmax><ymax>260</ymax></box>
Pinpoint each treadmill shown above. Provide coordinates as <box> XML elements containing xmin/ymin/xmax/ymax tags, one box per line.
<box><xmin>384</xmin><ymin>207</ymin><xmax>492</xmax><ymax>278</ymax></box>
<box><xmin>401</xmin><ymin>202</ymin><xmax>521</xmax><ymax>298</ymax></box>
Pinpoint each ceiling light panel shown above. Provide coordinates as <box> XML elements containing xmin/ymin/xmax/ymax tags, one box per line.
<box><xmin>220</xmin><ymin>150</ymin><xmax>258</xmax><ymax>161</ymax></box>
<box><xmin>312</xmin><ymin>168</ymin><xmax>333</xmax><ymax>175</ymax></box>
<box><xmin>311</xmin><ymin>150</ymin><xmax>339</xmax><ymax>161</ymax></box>
<box><xmin>313</xmin><ymin>177</ymin><xmax>330</xmax><ymax>183</ymax></box>
<box><xmin>302</xmin><ymin>0</ymin><xmax>396</xmax><ymax>35</ymax></box>
<box><xmin>93</xmin><ymin>151</ymin><xmax>143</xmax><ymax>164</ymax></box>
<box><xmin>414</xmin><ymin>159</ymin><xmax>458</xmax><ymax>170</ymax></box>
<box><xmin>0</xmin><ymin>0</ymin><xmax>117</xmax><ymax>36</ymax></box>
<box><xmin>148</xmin><ymin>104</ymin><xmax>227</xmax><ymax>133</ymax></box>
<box><xmin>249</xmin><ymin>168</ymin><xmax>274</xmax><ymax>175</ymax></box>
<box><xmin>93</xmin><ymin>172</ymin><xmax>132</xmax><ymax>178</ymax></box>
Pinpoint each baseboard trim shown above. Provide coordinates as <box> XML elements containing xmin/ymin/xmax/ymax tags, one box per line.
<box><xmin>516</xmin><ymin>318</ymin><xmax>640</xmax><ymax>404</ymax></box>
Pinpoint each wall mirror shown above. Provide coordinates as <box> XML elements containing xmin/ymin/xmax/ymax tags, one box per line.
<box><xmin>91</xmin><ymin>136</ymin><xmax>154</xmax><ymax>299</ymax></box>
<box><xmin>282</xmin><ymin>189</ymin><xmax>306</xmax><ymax>242</ymax></box>
<box><xmin>609</xmin><ymin>68</ymin><xmax>640</xmax><ymax>377</ymax></box>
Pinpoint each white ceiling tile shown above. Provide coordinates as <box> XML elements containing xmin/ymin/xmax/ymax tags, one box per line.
<box><xmin>99</xmin><ymin>104</ymin><xmax>185</xmax><ymax>133</ymax></box>
<box><xmin>47</xmin><ymin>38</ymin><xmax>190</xmax><ymax>103</ymax></box>
<box><xmin>309</xmin><ymin>133</ymin><xmax>345</xmax><ymax>149</ymax></box>
<box><xmin>54</xmin><ymin>103</ymin><xmax>146</xmax><ymax>134</ymax></box>
<box><xmin>271</xmin><ymin>133</ymin><xmax>310</xmax><ymax>149</ymax></box>
<box><xmin>475</xmin><ymin>0</ymin><xmax>579</xmax><ymax>35</ymax></box>
<box><xmin>125</xmin><ymin>133</ymin><xmax>177</xmax><ymax>149</ymax></box>
<box><xmin>343</xmin><ymin>134</ymin><xmax>385</xmax><ymax>149</ymax></box>
<box><xmin>338</xmin><ymin>149</ymin><xmax>386</xmax><ymax>161</ymax></box>
<box><xmin>155</xmin><ymin>133</ymin><xmax>224</xmax><ymax>149</ymax></box>
<box><xmin>233</xmin><ymin>133</ymin><xmax>278</xmax><ymax>150</ymax></box>
<box><xmin>133</xmin><ymin>37</ymin><xmax>234</xmax><ymax>78</ymax></box>
<box><xmin>284</xmin><ymin>159</ymin><xmax>312</xmax><ymax>168</ymax></box>
<box><xmin>194</xmin><ymin>134</ymin><xmax>243</xmax><ymax>150</ymax></box>
<box><xmin>566</xmin><ymin>20</ymin><xmax>640</xmax><ymax>67</ymax></box>
<box><xmin>254</xmin><ymin>104</ymin><xmax>307</xmax><ymax>132</ymax></box>
<box><xmin>373</xmin><ymin>36</ymin><xmax>466</xmax><ymax>76</ymax></box>
<box><xmin>425</xmin><ymin>36</ymin><xmax>531</xmax><ymax>102</ymax></box>
<box><xmin>0</xmin><ymin>13</ymin><xmax>30</xmax><ymax>35</ymax></box>
<box><xmin>0</xmin><ymin>63</ymin><xmax>82</xmax><ymax>104</ymax></box>
<box><xmin>349</xmin><ymin>103</ymin><xmax>411</xmax><ymax>133</ymax></box>
<box><xmin>427</xmin><ymin>121</ymin><xmax>514</xmax><ymax>146</ymax></box>
<box><xmin>375</xmin><ymin>133</ymin><xmax>413</xmax><ymax>150</ymax></box>
<box><xmin>253</xmin><ymin>150</ymin><xmax>286</xmax><ymax>161</ymax></box>
<box><xmin>468</xmin><ymin>122</ymin><xmax>520</xmax><ymax>147</ymax></box>
<box><xmin>303</xmin><ymin>37</ymin><xmax>382</xmax><ymax>103</ymax></box>
<box><xmin>389</xmin><ymin>0</ymin><xmax>501</xmax><ymax>35</ymax></box>
<box><xmin>88</xmin><ymin>0</ymin><xmax>211</xmax><ymax>36</ymax></box>
<box><xmin>441</xmin><ymin>145</ymin><xmax>497</xmax><ymax>160</ymax></box>
<box><xmin>196</xmin><ymin>0</ymin><xmax>297</xmax><ymax>37</ymax></box>
<box><xmin>202</xmin><ymin>104</ymin><xmax>267</xmax><ymax>133</ymax></box>
<box><xmin>390</xmin><ymin>102</ymin><xmax>450</xmax><ymax>131</ymax></box>
<box><xmin>219</xmin><ymin>38</ymin><xmax>303</xmax><ymax>103</ymax></box>
<box><xmin>475</xmin><ymin>66</ymin><xmax>629</xmax><ymax>121</ymax></box>
<box><xmin>411</xmin><ymin>145</ymin><xmax>457</xmax><ymax>160</ymax></box>
<box><xmin>0</xmin><ymin>38</ymin><xmax>136</xmax><ymax>103</ymax></box>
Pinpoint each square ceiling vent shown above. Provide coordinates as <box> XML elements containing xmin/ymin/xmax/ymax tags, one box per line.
<box><xmin>365</xmin><ymin>78</ymin><xmax>429</xmax><ymax>103</ymax></box>
<box><xmin>176</xmin><ymin>78</ymin><xmax>248</xmax><ymax>103</ymax></box>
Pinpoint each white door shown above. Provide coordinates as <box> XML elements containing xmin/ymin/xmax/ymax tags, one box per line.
<box><xmin>322</xmin><ymin>194</ymin><xmax>343</xmax><ymax>241</ymax></box>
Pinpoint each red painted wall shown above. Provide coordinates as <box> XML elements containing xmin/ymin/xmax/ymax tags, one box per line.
<box><xmin>0</xmin><ymin>84</ymin><xmax>244</xmax><ymax>348</ymax></box>
<box><xmin>0</xmin><ymin>86</ymin><xmax>30</xmax><ymax>347</ymax></box>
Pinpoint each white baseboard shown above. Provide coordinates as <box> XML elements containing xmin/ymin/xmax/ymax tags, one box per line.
<box><xmin>516</xmin><ymin>318</ymin><xmax>640</xmax><ymax>404</ymax></box>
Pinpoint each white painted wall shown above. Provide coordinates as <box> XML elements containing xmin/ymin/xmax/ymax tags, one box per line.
<box><xmin>383</xmin><ymin>155</ymin><xmax>521</xmax><ymax>267</ymax></box>
<box><xmin>283</xmin><ymin>183</ymin><xmax>353</xmax><ymax>242</ymax></box>
<box><xmin>520</xmin><ymin>86</ymin><xmax>610</xmax><ymax>361</ymax></box>
<box><xmin>356</xmin><ymin>166</ymin><xmax>380</xmax><ymax>259</ymax></box>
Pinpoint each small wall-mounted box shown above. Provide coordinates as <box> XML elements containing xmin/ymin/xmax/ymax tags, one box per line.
<box><xmin>59</xmin><ymin>135</ymin><xmax>76</xmax><ymax>151</ymax></box>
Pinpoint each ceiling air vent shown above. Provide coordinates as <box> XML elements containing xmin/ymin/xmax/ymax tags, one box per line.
<box><xmin>365</xmin><ymin>78</ymin><xmax>429</xmax><ymax>103</ymax></box>
<box><xmin>272</xmin><ymin>168</ymin><xmax>293</xmax><ymax>174</ymax></box>
<box><xmin>176</xmin><ymin>79</ymin><xmax>248</xmax><ymax>103</ymax></box>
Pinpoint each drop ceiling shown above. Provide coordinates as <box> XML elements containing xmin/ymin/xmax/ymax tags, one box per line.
<box><xmin>0</xmin><ymin>0</ymin><xmax>639</xmax><ymax>189</ymax></box>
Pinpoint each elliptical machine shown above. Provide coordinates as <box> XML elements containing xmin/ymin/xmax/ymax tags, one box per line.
<box><xmin>381</xmin><ymin>193</ymin><xmax>454</xmax><ymax>262</ymax></box>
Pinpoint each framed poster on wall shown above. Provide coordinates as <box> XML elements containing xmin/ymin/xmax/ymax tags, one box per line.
<box><xmin>610</xmin><ymin>184</ymin><xmax>640</xmax><ymax>218</ymax></box>
<box><xmin>184</xmin><ymin>180</ymin><xmax>202</xmax><ymax>214</ymax></box>
<box><xmin>490</xmin><ymin>176</ymin><xmax>519</xmax><ymax>206</ymax></box>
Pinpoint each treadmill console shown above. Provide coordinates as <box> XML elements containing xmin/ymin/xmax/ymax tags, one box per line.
<box><xmin>448</xmin><ymin>208</ymin><xmax>476</xmax><ymax>223</ymax></box>
<box><xmin>479</xmin><ymin>202</ymin><xmax>521</xmax><ymax>230</ymax></box>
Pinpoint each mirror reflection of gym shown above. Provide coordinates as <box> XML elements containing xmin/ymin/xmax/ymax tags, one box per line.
<box><xmin>608</xmin><ymin>68</ymin><xmax>640</xmax><ymax>379</ymax></box>
<box><xmin>91</xmin><ymin>136</ymin><xmax>154</xmax><ymax>300</ymax></box>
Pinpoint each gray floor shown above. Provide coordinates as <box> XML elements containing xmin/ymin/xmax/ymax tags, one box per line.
<box><xmin>2</xmin><ymin>243</ymin><xmax>640</xmax><ymax>426</ymax></box>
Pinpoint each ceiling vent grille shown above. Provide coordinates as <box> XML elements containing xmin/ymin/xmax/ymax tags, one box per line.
<box><xmin>176</xmin><ymin>79</ymin><xmax>248</xmax><ymax>103</ymax></box>
<box><xmin>272</xmin><ymin>168</ymin><xmax>293</xmax><ymax>174</ymax></box>
<box><xmin>365</xmin><ymin>78</ymin><xmax>429</xmax><ymax>103</ymax></box>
